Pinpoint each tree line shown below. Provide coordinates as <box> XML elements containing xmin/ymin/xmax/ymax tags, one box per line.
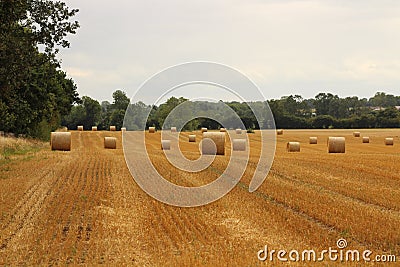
<box><xmin>61</xmin><ymin>91</ymin><xmax>400</xmax><ymax>132</ymax></box>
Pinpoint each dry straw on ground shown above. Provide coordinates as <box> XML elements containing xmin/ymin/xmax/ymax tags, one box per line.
<box><xmin>161</xmin><ymin>140</ymin><xmax>171</xmax><ymax>150</ymax></box>
<box><xmin>77</xmin><ymin>126</ymin><xmax>83</xmax><ymax>131</ymax></box>
<box><xmin>188</xmin><ymin>135</ymin><xmax>196</xmax><ymax>142</ymax></box>
<box><xmin>362</xmin><ymin>137</ymin><xmax>370</xmax><ymax>143</ymax></box>
<box><xmin>232</xmin><ymin>139</ymin><xmax>246</xmax><ymax>151</ymax></box>
<box><xmin>277</xmin><ymin>129</ymin><xmax>283</xmax><ymax>135</ymax></box>
<box><xmin>201</xmin><ymin>127</ymin><xmax>208</xmax><ymax>133</ymax></box>
<box><xmin>171</xmin><ymin>127</ymin><xmax>177</xmax><ymax>132</ymax></box>
<box><xmin>51</xmin><ymin>132</ymin><xmax>71</xmax><ymax>151</ymax></box>
<box><xmin>110</xmin><ymin>126</ymin><xmax>116</xmax><ymax>131</ymax></box>
<box><xmin>104</xmin><ymin>137</ymin><xmax>117</xmax><ymax>149</ymax></box>
<box><xmin>353</xmin><ymin>132</ymin><xmax>361</xmax><ymax>137</ymax></box>
<box><xmin>309</xmin><ymin>137</ymin><xmax>318</xmax><ymax>144</ymax></box>
<box><xmin>385</xmin><ymin>138</ymin><xmax>394</xmax><ymax>146</ymax></box>
<box><xmin>92</xmin><ymin>126</ymin><xmax>97</xmax><ymax>131</ymax></box>
<box><xmin>149</xmin><ymin>127</ymin><xmax>156</xmax><ymax>133</ymax></box>
<box><xmin>287</xmin><ymin>142</ymin><xmax>300</xmax><ymax>152</ymax></box>
<box><xmin>202</xmin><ymin>132</ymin><xmax>225</xmax><ymax>155</ymax></box>
<box><xmin>328</xmin><ymin>137</ymin><xmax>345</xmax><ymax>153</ymax></box>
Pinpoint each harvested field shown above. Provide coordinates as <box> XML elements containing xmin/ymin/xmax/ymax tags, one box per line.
<box><xmin>0</xmin><ymin>129</ymin><xmax>399</xmax><ymax>265</ymax></box>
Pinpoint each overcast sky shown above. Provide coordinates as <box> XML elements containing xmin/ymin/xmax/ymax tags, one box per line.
<box><xmin>59</xmin><ymin>0</ymin><xmax>400</xmax><ymax>103</ymax></box>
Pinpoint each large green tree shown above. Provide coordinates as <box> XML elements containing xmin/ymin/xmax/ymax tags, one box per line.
<box><xmin>0</xmin><ymin>0</ymin><xmax>80</xmax><ymax>137</ymax></box>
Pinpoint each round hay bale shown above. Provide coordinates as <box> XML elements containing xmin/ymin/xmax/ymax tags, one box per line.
<box><xmin>149</xmin><ymin>127</ymin><xmax>156</xmax><ymax>133</ymax></box>
<box><xmin>362</xmin><ymin>137</ymin><xmax>370</xmax><ymax>143</ymax></box>
<box><xmin>219</xmin><ymin>128</ymin><xmax>226</xmax><ymax>132</ymax></box>
<box><xmin>161</xmin><ymin>140</ymin><xmax>171</xmax><ymax>150</ymax></box>
<box><xmin>189</xmin><ymin>135</ymin><xmax>196</xmax><ymax>142</ymax></box>
<box><xmin>121</xmin><ymin>127</ymin><xmax>126</xmax><ymax>132</ymax></box>
<box><xmin>309</xmin><ymin>137</ymin><xmax>318</xmax><ymax>144</ymax></box>
<box><xmin>77</xmin><ymin>125</ymin><xmax>83</xmax><ymax>131</ymax></box>
<box><xmin>277</xmin><ymin>129</ymin><xmax>283</xmax><ymax>135</ymax></box>
<box><xmin>201</xmin><ymin>127</ymin><xmax>208</xmax><ymax>133</ymax></box>
<box><xmin>56</xmin><ymin>126</ymin><xmax>68</xmax><ymax>132</ymax></box>
<box><xmin>235</xmin><ymin>128</ymin><xmax>242</xmax><ymax>134</ymax></box>
<box><xmin>202</xmin><ymin>132</ymin><xmax>225</xmax><ymax>155</ymax></box>
<box><xmin>353</xmin><ymin>132</ymin><xmax>361</xmax><ymax>137</ymax></box>
<box><xmin>287</xmin><ymin>142</ymin><xmax>300</xmax><ymax>152</ymax></box>
<box><xmin>232</xmin><ymin>139</ymin><xmax>246</xmax><ymax>151</ymax></box>
<box><xmin>171</xmin><ymin>127</ymin><xmax>177</xmax><ymax>132</ymax></box>
<box><xmin>110</xmin><ymin>126</ymin><xmax>116</xmax><ymax>131</ymax></box>
<box><xmin>385</xmin><ymin>138</ymin><xmax>394</xmax><ymax>146</ymax></box>
<box><xmin>51</xmin><ymin>132</ymin><xmax>71</xmax><ymax>151</ymax></box>
<box><xmin>92</xmin><ymin>126</ymin><xmax>97</xmax><ymax>131</ymax></box>
<box><xmin>104</xmin><ymin>137</ymin><xmax>117</xmax><ymax>149</ymax></box>
<box><xmin>328</xmin><ymin>137</ymin><xmax>345</xmax><ymax>153</ymax></box>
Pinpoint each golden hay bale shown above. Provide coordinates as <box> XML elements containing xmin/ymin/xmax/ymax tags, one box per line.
<box><xmin>353</xmin><ymin>132</ymin><xmax>361</xmax><ymax>137</ymax></box>
<box><xmin>104</xmin><ymin>137</ymin><xmax>117</xmax><ymax>149</ymax></box>
<box><xmin>77</xmin><ymin>125</ymin><xmax>83</xmax><ymax>131</ymax></box>
<box><xmin>385</xmin><ymin>138</ymin><xmax>394</xmax><ymax>146</ymax></box>
<box><xmin>149</xmin><ymin>127</ymin><xmax>156</xmax><ymax>133</ymax></box>
<box><xmin>235</xmin><ymin>128</ymin><xmax>242</xmax><ymax>134</ymax></box>
<box><xmin>362</xmin><ymin>137</ymin><xmax>370</xmax><ymax>143</ymax></box>
<box><xmin>92</xmin><ymin>126</ymin><xmax>97</xmax><ymax>131</ymax></box>
<box><xmin>328</xmin><ymin>137</ymin><xmax>345</xmax><ymax>153</ymax></box>
<box><xmin>287</xmin><ymin>142</ymin><xmax>300</xmax><ymax>152</ymax></box>
<box><xmin>51</xmin><ymin>132</ymin><xmax>71</xmax><ymax>151</ymax></box>
<box><xmin>309</xmin><ymin>137</ymin><xmax>318</xmax><ymax>144</ymax></box>
<box><xmin>110</xmin><ymin>126</ymin><xmax>116</xmax><ymax>131</ymax></box>
<box><xmin>121</xmin><ymin>127</ymin><xmax>126</xmax><ymax>132</ymax></box>
<box><xmin>232</xmin><ymin>139</ymin><xmax>246</xmax><ymax>151</ymax></box>
<box><xmin>202</xmin><ymin>132</ymin><xmax>225</xmax><ymax>155</ymax></box>
<box><xmin>277</xmin><ymin>129</ymin><xmax>283</xmax><ymax>135</ymax></box>
<box><xmin>189</xmin><ymin>135</ymin><xmax>196</xmax><ymax>142</ymax></box>
<box><xmin>56</xmin><ymin>126</ymin><xmax>68</xmax><ymax>132</ymax></box>
<box><xmin>171</xmin><ymin>127</ymin><xmax>177</xmax><ymax>132</ymax></box>
<box><xmin>161</xmin><ymin>140</ymin><xmax>171</xmax><ymax>150</ymax></box>
<box><xmin>219</xmin><ymin>128</ymin><xmax>227</xmax><ymax>132</ymax></box>
<box><xmin>201</xmin><ymin>127</ymin><xmax>208</xmax><ymax>133</ymax></box>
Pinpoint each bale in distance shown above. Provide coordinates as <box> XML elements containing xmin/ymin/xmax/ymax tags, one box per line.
<box><xmin>235</xmin><ymin>128</ymin><xmax>242</xmax><ymax>134</ymax></box>
<box><xmin>277</xmin><ymin>129</ymin><xmax>283</xmax><ymax>135</ymax></box>
<box><xmin>362</xmin><ymin>137</ymin><xmax>370</xmax><ymax>143</ymax></box>
<box><xmin>328</xmin><ymin>137</ymin><xmax>345</xmax><ymax>153</ymax></box>
<box><xmin>51</xmin><ymin>132</ymin><xmax>71</xmax><ymax>151</ymax></box>
<box><xmin>56</xmin><ymin>126</ymin><xmax>68</xmax><ymax>132</ymax></box>
<box><xmin>219</xmin><ymin>128</ymin><xmax>227</xmax><ymax>132</ymax></box>
<box><xmin>202</xmin><ymin>132</ymin><xmax>225</xmax><ymax>155</ymax></box>
<box><xmin>171</xmin><ymin>127</ymin><xmax>177</xmax><ymax>132</ymax></box>
<box><xmin>92</xmin><ymin>126</ymin><xmax>97</xmax><ymax>131</ymax></box>
<box><xmin>161</xmin><ymin>140</ymin><xmax>171</xmax><ymax>150</ymax></box>
<box><xmin>188</xmin><ymin>135</ymin><xmax>196</xmax><ymax>142</ymax></box>
<box><xmin>121</xmin><ymin>127</ymin><xmax>126</xmax><ymax>132</ymax></box>
<box><xmin>353</xmin><ymin>132</ymin><xmax>361</xmax><ymax>137</ymax></box>
<box><xmin>287</xmin><ymin>142</ymin><xmax>300</xmax><ymax>152</ymax></box>
<box><xmin>309</xmin><ymin>137</ymin><xmax>318</xmax><ymax>144</ymax></box>
<box><xmin>110</xmin><ymin>126</ymin><xmax>116</xmax><ymax>131</ymax></box>
<box><xmin>385</xmin><ymin>138</ymin><xmax>394</xmax><ymax>146</ymax></box>
<box><xmin>104</xmin><ymin>137</ymin><xmax>117</xmax><ymax>149</ymax></box>
<box><xmin>232</xmin><ymin>139</ymin><xmax>246</xmax><ymax>151</ymax></box>
<box><xmin>77</xmin><ymin>125</ymin><xmax>83</xmax><ymax>131</ymax></box>
<box><xmin>149</xmin><ymin>127</ymin><xmax>156</xmax><ymax>133</ymax></box>
<box><xmin>201</xmin><ymin>127</ymin><xmax>208</xmax><ymax>133</ymax></box>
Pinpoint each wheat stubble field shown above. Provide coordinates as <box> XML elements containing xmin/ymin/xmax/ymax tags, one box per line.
<box><xmin>0</xmin><ymin>129</ymin><xmax>399</xmax><ymax>265</ymax></box>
